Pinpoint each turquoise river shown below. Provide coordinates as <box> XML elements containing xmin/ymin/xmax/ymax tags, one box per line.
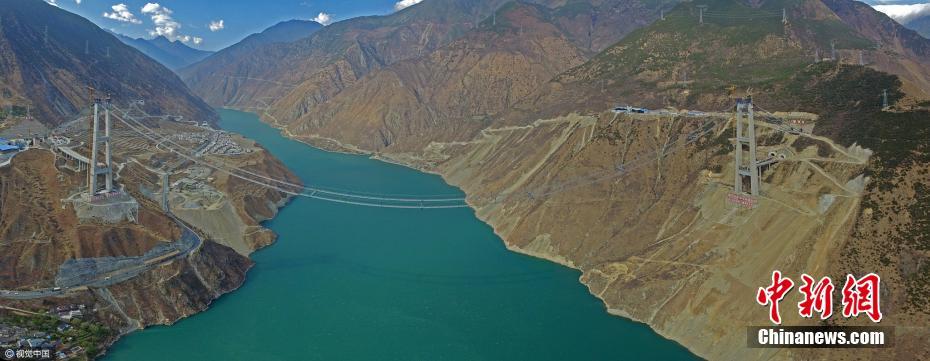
<box><xmin>104</xmin><ymin>109</ymin><xmax>697</xmax><ymax>360</ymax></box>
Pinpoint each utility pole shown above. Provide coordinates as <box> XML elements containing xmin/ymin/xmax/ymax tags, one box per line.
<box><xmin>734</xmin><ymin>97</ymin><xmax>760</xmax><ymax>197</ymax></box>
<box><xmin>697</xmin><ymin>5</ymin><xmax>707</xmax><ymax>25</ymax></box>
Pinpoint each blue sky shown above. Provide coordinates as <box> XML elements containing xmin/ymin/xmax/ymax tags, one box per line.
<box><xmin>46</xmin><ymin>0</ymin><xmax>425</xmax><ymax>51</ymax></box>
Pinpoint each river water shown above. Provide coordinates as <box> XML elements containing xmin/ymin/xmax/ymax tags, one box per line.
<box><xmin>103</xmin><ymin>109</ymin><xmax>697</xmax><ymax>360</ymax></box>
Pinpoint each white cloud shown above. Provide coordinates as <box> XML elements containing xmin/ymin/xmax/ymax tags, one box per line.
<box><xmin>103</xmin><ymin>4</ymin><xmax>142</xmax><ymax>24</ymax></box>
<box><xmin>873</xmin><ymin>3</ymin><xmax>930</xmax><ymax>23</ymax></box>
<box><xmin>313</xmin><ymin>12</ymin><xmax>333</xmax><ymax>25</ymax></box>
<box><xmin>138</xmin><ymin>3</ymin><xmax>204</xmax><ymax>46</ymax></box>
<box><xmin>394</xmin><ymin>0</ymin><xmax>423</xmax><ymax>11</ymax></box>
<box><xmin>141</xmin><ymin>3</ymin><xmax>182</xmax><ymax>38</ymax></box>
<box><xmin>209</xmin><ymin>19</ymin><xmax>225</xmax><ymax>32</ymax></box>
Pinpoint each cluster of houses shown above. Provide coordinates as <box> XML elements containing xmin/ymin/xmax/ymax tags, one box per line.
<box><xmin>172</xmin><ymin>131</ymin><xmax>248</xmax><ymax>156</ymax></box>
<box><xmin>0</xmin><ymin>323</ymin><xmax>84</xmax><ymax>360</ymax></box>
<box><xmin>0</xmin><ymin>304</ymin><xmax>91</xmax><ymax>360</ymax></box>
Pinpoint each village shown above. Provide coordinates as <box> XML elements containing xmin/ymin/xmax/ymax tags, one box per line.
<box><xmin>0</xmin><ymin>303</ymin><xmax>107</xmax><ymax>360</ymax></box>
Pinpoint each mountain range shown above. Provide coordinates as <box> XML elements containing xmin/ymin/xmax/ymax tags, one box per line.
<box><xmin>111</xmin><ymin>33</ymin><xmax>214</xmax><ymax>70</ymax></box>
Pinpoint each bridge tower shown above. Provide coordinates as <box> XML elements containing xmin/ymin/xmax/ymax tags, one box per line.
<box><xmin>88</xmin><ymin>96</ymin><xmax>114</xmax><ymax>196</ymax></box>
<box><xmin>733</xmin><ymin>97</ymin><xmax>760</xmax><ymax>197</ymax></box>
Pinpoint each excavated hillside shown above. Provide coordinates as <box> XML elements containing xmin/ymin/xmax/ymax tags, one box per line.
<box><xmin>0</xmin><ymin>0</ymin><xmax>216</xmax><ymax>126</ymax></box>
<box><xmin>0</xmin><ymin>150</ymin><xmax>177</xmax><ymax>288</ymax></box>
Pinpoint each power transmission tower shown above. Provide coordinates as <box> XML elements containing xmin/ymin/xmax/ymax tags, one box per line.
<box><xmin>782</xmin><ymin>8</ymin><xmax>787</xmax><ymax>24</ymax></box>
<box><xmin>43</xmin><ymin>26</ymin><xmax>48</xmax><ymax>46</ymax></box>
<box><xmin>661</xmin><ymin>9</ymin><xmax>665</xmax><ymax>20</ymax></box>
<box><xmin>814</xmin><ymin>48</ymin><xmax>820</xmax><ymax>63</ymax></box>
<box><xmin>734</xmin><ymin>97</ymin><xmax>760</xmax><ymax>197</ymax></box>
<box><xmin>85</xmin><ymin>40</ymin><xmax>89</xmax><ymax>55</ymax></box>
<box><xmin>106</xmin><ymin>47</ymin><xmax>110</xmax><ymax>58</ymax></box>
<box><xmin>697</xmin><ymin>5</ymin><xmax>707</xmax><ymax>25</ymax></box>
<box><xmin>858</xmin><ymin>51</ymin><xmax>864</xmax><ymax>66</ymax></box>
<box><xmin>830</xmin><ymin>40</ymin><xmax>836</xmax><ymax>61</ymax></box>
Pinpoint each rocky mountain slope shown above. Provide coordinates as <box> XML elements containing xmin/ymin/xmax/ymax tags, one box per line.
<box><xmin>182</xmin><ymin>0</ymin><xmax>667</xmax><ymax>118</ymax></box>
<box><xmin>0</xmin><ymin>0</ymin><xmax>216</xmax><ymax>126</ymax></box>
<box><xmin>112</xmin><ymin>33</ymin><xmax>214</xmax><ymax>71</ymax></box>
<box><xmin>277</xmin><ymin>1</ymin><xmax>637</xmax><ymax>152</ymax></box>
<box><xmin>512</xmin><ymin>0</ymin><xmax>930</xmax><ymax>122</ymax></box>
<box><xmin>177</xmin><ymin>20</ymin><xmax>322</xmax><ymax>88</ymax></box>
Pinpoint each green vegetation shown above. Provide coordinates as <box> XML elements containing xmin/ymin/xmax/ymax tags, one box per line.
<box><xmin>766</xmin><ymin>62</ymin><xmax>930</xmax><ymax>313</ymax></box>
